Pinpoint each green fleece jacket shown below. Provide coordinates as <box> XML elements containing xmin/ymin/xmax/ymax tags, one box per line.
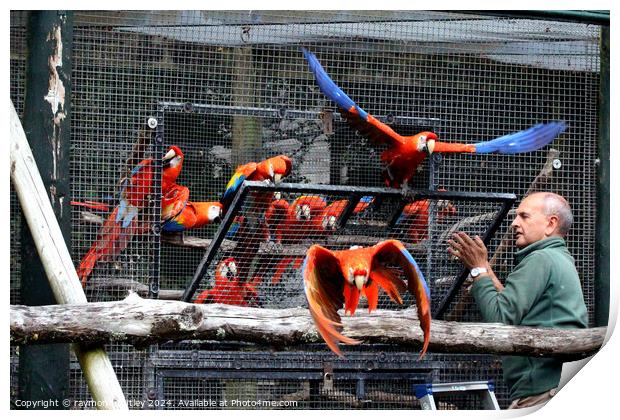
<box><xmin>471</xmin><ymin>237</ymin><xmax>588</xmax><ymax>400</ymax></box>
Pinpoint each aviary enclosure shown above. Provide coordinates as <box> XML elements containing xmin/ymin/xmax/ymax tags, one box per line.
<box><xmin>10</xmin><ymin>10</ymin><xmax>607</xmax><ymax>409</ymax></box>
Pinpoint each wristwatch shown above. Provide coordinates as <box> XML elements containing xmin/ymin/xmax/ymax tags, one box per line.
<box><xmin>470</xmin><ymin>267</ymin><xmax>488</xmax><ymax>278</ymax></box>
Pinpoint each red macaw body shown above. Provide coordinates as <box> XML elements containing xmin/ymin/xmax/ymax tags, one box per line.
<box><xmin>399</xmin><ymin>199</ymin><xmax>457</xmax><ymax>244</ymax></box>
<box><xmin>264</xmin><ymin>198</ymin><xmax>290</xmax><ymax>242</ymax></box>
<box><xmin>276</xmin><ymin>195</ymin><xmax>327</xmax><ymax>244</ymax></box>
<box><xmin>76</xmin><ymin>157</ymin><xmax>155</xmax><ymax>286</ymax></box>
<box><xmin>194</xmin><ymin>258</ymin><xmax>261</xmax><ymax>306</ymax></box>
<box><xmin>303</xmin><ymin>239</ymin><xmax>431</xmax><ymax>358</ymax></box>
<box><xmin>303</xmin><ymin>48</ymin><xmax>567</xmax><ymax>189</ymax></box>
<box><xmin>220</xmin><ymin>155</ymin><xmax>292</xmax><ymax>214</ymax></box>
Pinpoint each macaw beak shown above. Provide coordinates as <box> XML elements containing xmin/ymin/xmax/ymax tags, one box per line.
<box><xmin>163</xmin><ymin>148</ymin><xmax>176</xmax><ymax>163</ymax></box>
<box><xmin>274</xmin><ymin>173</ymin><xmax>282</xmax><ymax>183</ymax></box>
<box><xmin>426</xmin><ymin>139</ymin><xmax>436</xmax><ymax>154</ymax></box>
<box><xmin>354</xmin><ymin>275</ymin><xmax>365</xmax><ymax>291</ymax></box>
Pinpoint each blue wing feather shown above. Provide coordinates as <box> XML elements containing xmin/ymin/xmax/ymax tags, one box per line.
<box><xmin>220</xmin><ymin>173</ymin><xmax>247</xmax><ymax>209</ymax></box>
<box><xmin>474</xmin><ymin>121</ymin><xmax>566</xmax><ymax>154</ymax></box>
<box><xmin>302</xmin><ymin>48</ymin><xmax>369</xmax><ymax>121</ymax></box>
<box><xmin>399</xmin><ymin>247</ymin><xmax>431</xmax><ymax>300</ymax></box>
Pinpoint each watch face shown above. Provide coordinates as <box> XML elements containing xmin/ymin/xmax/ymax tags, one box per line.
<box><xmin>471</xmin><ymin>268</ymin><xmax>480</xmax><ymax>276</ymax></box>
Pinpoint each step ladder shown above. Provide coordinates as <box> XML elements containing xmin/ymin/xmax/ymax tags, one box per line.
<box><xmin>414</xmin><ymin>380</ymin><xmax>500</xmax><ymax>410</ymax></box>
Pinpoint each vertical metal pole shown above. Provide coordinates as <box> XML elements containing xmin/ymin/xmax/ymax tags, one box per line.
<box><xmin>595</xmin><ymin>26</ymin><xmax>609</xmax><ymax>327</ymax></box>
<box><xmin>18</xmin><ymin>10</ymin><xmax>73</xmax><ymax>408</ymax></box>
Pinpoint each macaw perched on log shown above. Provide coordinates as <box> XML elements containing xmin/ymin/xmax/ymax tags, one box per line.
<box><xmin>220</xmin><ymin>155</ymin><xmax>293</xmax><ymax>214</ymax></box>
<box><xmin>397</xmin><ymin>198</ymin><xmax>457</xmax><ymax>244</ymax></box>
<box><xmin>76</xmin><ymin>157</ymin><xmax>155</xmax><ymax>286</ymax></box>
<box><xmin>303</xmin><ymin>239</ymin><xmax>431</xmax><ymax>358</ymax></box>
<box><xmin>302</xmin><ymin>48</ymin><xmax>567</xmax><ymax>189</ymax></box>
<box><xmin>275</xmin><ymin>195</ymin><xmax>327</xmax><ymax>244</ymax></box>
<box><xmin>194</xmin><ymin>258</ymin><xmax>261</xmax><ymax>306</ymax></box>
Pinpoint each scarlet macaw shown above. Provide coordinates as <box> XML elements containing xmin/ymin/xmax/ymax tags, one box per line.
<box><xmin>275</xmin><ymin>195</ymin><xmax>327</xmax><ymax>244</ymax></box>
<box><xmin>321</xmin><ymin>196</ymin><xmax>373</xmax><ymax>231</ymax></box>
<box><xmin>397</xmin><ymin>198</ymin><xmax>457</xmax><ymax>244</ymax></box>
<box><xmin>162</xmin><ymin>145</ymin><xmax>185</xmax><ymax>192</ymax></box>
<box><xmin>220</xmin><ymin>155</ymin><xmax>292</xmax><ymax>214</ymax></box>
<box><xmin>303</xmin><ymin>239</ymin><xmax>431</xmax><ymax>358</ymax></box>
<box><xmin>302</xmin><ymin>48</ymin><xmax>567</xmax><ymax>189</ymax></box>
<box><xmin>194</xmin><ymin>257</ymin><xmax>261</xmax><ymax>306</ymax></box>
<box><xmin>76</xmin><ymin>157</ymin><xmax>155</xmax><ymax>286</ymax></box>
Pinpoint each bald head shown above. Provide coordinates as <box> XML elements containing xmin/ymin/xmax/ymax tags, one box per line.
<box><xmin>528</xmin><ymin>192</ymin><xmax>573</xmax><ymax>236</ymax></box>
<box><xmin>511</xmin><ymin>192</ymin><xmax>573</xmax><ymax>248</ymax></box>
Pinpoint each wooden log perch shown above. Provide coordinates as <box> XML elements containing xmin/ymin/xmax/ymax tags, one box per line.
<box><xmin>11</xmin><ymin>293</ymin><xmax>604</xmax><ymax>361</ymax></box>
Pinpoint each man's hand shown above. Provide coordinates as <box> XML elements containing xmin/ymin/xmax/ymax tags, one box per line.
<box><xmin>447</xmin><ymin>232</ymin><xmax>489</xmax><ymax>270</ymax></box>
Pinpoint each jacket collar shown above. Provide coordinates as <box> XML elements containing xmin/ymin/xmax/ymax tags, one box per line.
<box><xmin>514</xmin><ymin>236</ymin><xmax>566</xmax><ymax>264</ymax></box>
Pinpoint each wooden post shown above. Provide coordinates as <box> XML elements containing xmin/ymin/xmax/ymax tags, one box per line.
<box><xmin>231</xmin><ymin>46</ymin><xmax>262</xmax><ymax>166</ymax></box>
<box><xmin>10</xmin><ymin>100</ymin><xmax>128</xmax><ymax>409</ymax></box>
<box><xmin>18</xmin><ymin>11</ymin><xmax>72</xmax><ymax>407</ymax></box>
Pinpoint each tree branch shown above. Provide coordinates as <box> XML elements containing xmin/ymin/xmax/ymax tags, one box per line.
<box><xmin>11</xmin><ymin>293</ymin><xmax>604</xmax><ymax>361</ymax></box>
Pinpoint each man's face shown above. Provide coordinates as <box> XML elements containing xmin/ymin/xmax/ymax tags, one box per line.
<box><xmin>510</xmin><ymin>195</ymin><xmax>552</xmax><ymax>248</ymax></box>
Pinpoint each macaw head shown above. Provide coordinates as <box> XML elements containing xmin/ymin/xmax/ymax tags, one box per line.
<box><xmin>217</xmin><ymin>257</ymin><xmax>238</xmax><ymax>281</ymax></box>
<box><xmin>296</xmin><ymin>203</ymin><xmax>312</xmax><ymax>221</ymax></box>
<box><xmin>293</xmin><ymin>196</ymin><xmax>326</xmax><ymax>221</ymax></box>
<box><xmin>257</xmin><ymin>155</ymin><xmax>292</xmax><ymax>184</ymax></box>
<box><xmin>343</xmin><ymin>246</ymin><xmax>369</xmax><ymax>291</ymax></box>
<box><xmin>322</xmin><ymin>200</ymin><xmax>346</xmax><ymax>230</ymax></box>
<box><xmin>163</xmin><ymin>145</ymin><xmax>184</xmax><ymax>169</ymax></box>
<box><xmin>414</xmin><ymin>131</ymin><xmax>438</xmax><ymax>154</ymax></box>
<box><xmin>208</xmin><ymin>203</ymin><xmax>224</xmax><ymax>224</ymax></box>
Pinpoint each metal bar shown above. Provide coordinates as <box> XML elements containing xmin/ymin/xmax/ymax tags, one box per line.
<box><xmin>336</xmin><ymin>193</ymin><xmax>364</xmax><ymax>229</ymax></box>
<box><xmin>159</xmin><ymin>101</ymin><xmax>439</xmax><ymax>127</ymax></box>
<box><xmin>433</xmin><ymin>196</ymin><xmax>515</xmax><ymax>319</ymax></box>
<box><xmin>595</xmin><ymin>25</ymin><xmax>609</xmax><ymax>327</ymax></box>
<box><xmin>19</xmin><ymin>10</ymin><xmax>73</xmax><ymax>408</ymax></box>
<box><xmin>149</xmin><ymin>110</ymin><xmax>165</xmax><ymax>299</ymax></box>
<box><xmin>458</xmin><ymin>10</ymin><xmax>609</xmax><ymax>26</ymax></box>
<box><xmin>244</xmin><ymin>181</ymin><xmax>516</xmax><ymax>203</ymax></box>
<box><xmin>181</xmin><ymin>183</ymin><xmax>251</xmax><ymax>302</ymax></box>
<box><xmin>157</xmin><ymin>369</ymin><xmax>428</xmax><ymax>381</ymax></box>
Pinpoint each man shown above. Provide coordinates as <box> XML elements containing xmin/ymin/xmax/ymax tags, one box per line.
<box><xmin>447</xmin><ymin>192</ymin><xmax>588</xmax><ymax>409</ymax></box>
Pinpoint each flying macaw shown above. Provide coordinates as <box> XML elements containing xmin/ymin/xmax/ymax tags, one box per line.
<box><xmin>303</xmin><ymin>239</ymin><xmax>431</xmax><ymax>358</ymax></box>
<box><xmin>194</xmin><ymin>257</ymin><xmax>261</xmax><ymax>306</ymax></box>
<box><xmin>302</xmin><ymin>48</ymin><xmax>567</xmax><ymax>189</ymax></box>
<box><xmin>397</xmin><ymin>198</ymin><xmax>457</xmax><ymax>244</ymax></box>
<box><xmin>220</xmin><ymin>155</ymin><xmax>293</xmax><ymax>214</ymax></box>
<box><xmin>321</xmin><ymin>196</ymin><xmax>373</xmax><ymax>231</ymax></box>
<box><xmin>275</xmin><ymin>195</ymin><xmax>327</xmax><ymax>244</ymax></box>
<box><xmin>76</xmin><ymin>157</ymin><xmax>155</xmax><ymax>286</ymax></box>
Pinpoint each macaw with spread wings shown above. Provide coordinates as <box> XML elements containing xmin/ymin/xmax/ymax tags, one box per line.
<box><xmin>303</xmin><ymin>239</ymin><xmax>431</xmax><ymax>359</ymax></box>
<box><xmin>302</xmin><ymin>48</ymin><xmax>567</xmax><ymax>189</ymax></box>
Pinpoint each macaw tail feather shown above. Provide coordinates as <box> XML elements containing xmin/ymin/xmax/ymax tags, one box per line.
<box><xmin>473</xmin><ymin>121</ymin><xmax>566</xmax><ymax>154</ymax></box>
<box><xmin>302</xmin><ymin>48</ymin><xmax>368</xmax><ymax>120</ymax></box>
<box><xmin>76</xmin><ymin>247</ymin><xmax>100</xmax><ymax>287</ymax></box>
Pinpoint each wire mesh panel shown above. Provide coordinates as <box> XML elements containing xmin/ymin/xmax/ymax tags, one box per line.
<box><xmin>9</xmin><ymin>10</ymin><xmax>602</xmax><ymax>410</ymax></box>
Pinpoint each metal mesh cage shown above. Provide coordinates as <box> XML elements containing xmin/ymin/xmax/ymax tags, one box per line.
<box><xmin>10</xmin><ymin>10</ymin><xmax>601</xmax><ymax>410</ymax></box>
